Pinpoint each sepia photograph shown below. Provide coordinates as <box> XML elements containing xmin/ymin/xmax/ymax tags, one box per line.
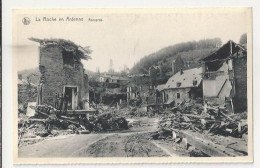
<box><xmin>12</xmin><ymin>8</ymin><xmax>252</xmax><ymax>164</ymax></box>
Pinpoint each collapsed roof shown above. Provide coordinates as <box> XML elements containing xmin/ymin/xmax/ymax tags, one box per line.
<box><xmin>29</xmin><ymin>37</ymin><xmax>92</xmax><ymax>62</ymax></box>
<box><xmin>201</xmin><ymin>40</ymin><xmax>246</xmax><ymax>62</ymax></box>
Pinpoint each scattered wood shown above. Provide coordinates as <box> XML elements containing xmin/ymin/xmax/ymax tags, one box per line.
<box><xmin>158</xmin><ymin>101</ymin><xmax>248</xmax><ymax>139</ymax></box>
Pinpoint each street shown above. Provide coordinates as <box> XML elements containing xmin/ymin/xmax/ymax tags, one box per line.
<box><xmin>18</xmin><ymin>117</ymin><xmax>187</xmax><ymax>158</ymax></box>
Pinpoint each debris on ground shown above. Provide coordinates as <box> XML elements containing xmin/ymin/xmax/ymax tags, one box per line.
<box><xmin>92</xmin><ymin>112</ymin><xmax>128</xmax><ymax>132</ymax></box>
<box><xmin>149</xmin><ymin>100</ymin><xmax>248</xmax><ymax>157</ymax></box>
<box><xmin>18</xmin><ymin>104</ymin><xmax>129</xmax><ymax>147</ymax></box>
<box><xmin>158</xmin><ymin>101</ymin><xmax>248</xmax><ymax>138</ymax></box>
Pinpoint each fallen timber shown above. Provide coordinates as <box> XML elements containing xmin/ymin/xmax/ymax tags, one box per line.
<box><xmin>18</xmin><ymin>104</ymin><xmax>129</xmax><ymax>146</ymax></box>
<box><xmin>154</xmin><ymin>100</ymin><xmax>248</xmax><ymax>157</ymax></box>
<box><xmin>172</xmin><ymin>129</ymin><xmax>246</xmax><ymax>157</ymax></box>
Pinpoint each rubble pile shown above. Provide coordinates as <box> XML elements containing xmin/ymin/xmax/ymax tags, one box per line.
<box><xmin>18</xmin><ymin>104</ymin><xmax>129</xmax><ymax>146</ymax></box>
<box><xmin>117</xmin><ymin>107</ymin><xmax>146</xmax><ymax>118</ymax></box>
<box><xmin>120</xmin><ymin>106</ymin><xmax>166</xmax><ymax>118</ymax></box>
<box><xmin>158</xmin><ymin>101</ymin><xmax>248</xmax><ymax>139</ymax></box>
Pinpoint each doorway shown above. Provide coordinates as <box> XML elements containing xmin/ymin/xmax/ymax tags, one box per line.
<box><xmin>63</xmin><ymin>86</ymin><xmax>78</xmax><ymax>110</ymax></box>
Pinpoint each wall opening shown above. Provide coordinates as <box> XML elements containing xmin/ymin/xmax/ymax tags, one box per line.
<box><xmin>62</xmin><ymin>50</ymin><xmax>74</xmax><ymax>66</ymax></box>
<box><xmin>64</xmin><ymin>86</ymin><xmax>78</xmax><ymax>110</ymax></box>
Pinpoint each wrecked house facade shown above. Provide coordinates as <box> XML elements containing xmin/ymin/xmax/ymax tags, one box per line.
<box><xmin>201</xmin><ymin>40</ymin><xmax>247</xmax><ymax>113</ymax></box>
<box><xmin>162</xmin><ymin>67</ymin><xmax>203</xmax><ymax>106</ymax></box>
<box><xmin>126</xmin><ymin>74</ymin><xmax>149</xmax><ymax>102</ymax></box>
<box><xmin>30</xmin><ymin>38</ymin><xmax>91</xmax><ymax>110</ymax></box>
<box><xmin>166</xmin><ymin>56</ymin><xmax>198</xmax><ymax>78</ymax></box>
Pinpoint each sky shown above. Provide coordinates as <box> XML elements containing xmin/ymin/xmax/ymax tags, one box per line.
<box><xmin>13</xmin><ymin>8</ymin><xmax>250</xmax><ymax>72</ymax></box>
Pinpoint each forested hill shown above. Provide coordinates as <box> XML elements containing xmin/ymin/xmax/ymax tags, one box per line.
<box><xmin>131</xmin><ymin>38</ymin><xmax>222</xmax><ymax>74</ymax></box>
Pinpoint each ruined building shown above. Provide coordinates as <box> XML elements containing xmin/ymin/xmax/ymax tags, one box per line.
<box><xmin>149</xmin><ymin>65</ymin><xmax>162</xmax><ymax>88</ymax></box>
<box><xmin>30</xmin><ymin>38</ymin><xmax>92</xmax><ymax>110</ymax></box>
<box><xmin>171</xmin><ymin>55</ymin><xmax>198</xmax><ymax>76</ymax></box>
<box><xmin>201</xmin><ymin>40</ymin><xmax>247</xmax><ymax>113</ymax></box>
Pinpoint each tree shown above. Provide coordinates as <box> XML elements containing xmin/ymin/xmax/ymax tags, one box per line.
<box><xmin>239</xmin><ymin>33</ymin><xmax>247</xmax><ymax>45</ymax></box>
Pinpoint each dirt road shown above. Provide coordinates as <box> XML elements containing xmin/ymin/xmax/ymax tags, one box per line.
<box><xmin>18</xmin><ymin>117</ymin><xmax>187</xmax><ymax>158</ymax></box>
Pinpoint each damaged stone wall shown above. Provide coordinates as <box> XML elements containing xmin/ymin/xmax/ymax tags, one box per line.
<box><xmin>39</xmin><ymin>44</ymin><xmax>89</xmax><ymax>109</ymax></box>
<box><xmin>233</xmin><ymin>52</ymin><xmax>247</xmax><ymax>113</ymax></box>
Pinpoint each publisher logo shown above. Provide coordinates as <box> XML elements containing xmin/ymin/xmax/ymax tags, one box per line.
<box><xmin>22</xmin><ymin>17</ymin><xmax>31</xmax><ymax>25</ymax></box>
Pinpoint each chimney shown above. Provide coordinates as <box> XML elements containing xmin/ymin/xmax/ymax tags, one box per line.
<box><xmin>180</xmin><ymin>69</ymin><xmax>183</xmax><ymax>75</ymax></box>
<box><xmin>18</xmin><ymin>74</ymin><xmax>22</xmax><ymax>80</ymax></box>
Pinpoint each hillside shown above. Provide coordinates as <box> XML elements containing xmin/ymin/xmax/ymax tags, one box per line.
<box><xmin>131</xmin><ymin>38</ymin><xmax>221</xmax><ymax>74</ymax></box>
<box><xmin>160</xmin><ymin>48</ymin><xmax>217</xmax><ymax>76</ymax></box>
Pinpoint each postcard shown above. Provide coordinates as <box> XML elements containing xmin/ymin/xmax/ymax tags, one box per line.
<box><xmin>12</xmin><ymin>8</ymin><xmax>253</xmax><ymax>164</ymax></box>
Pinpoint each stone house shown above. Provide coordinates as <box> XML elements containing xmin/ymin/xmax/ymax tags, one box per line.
<box><xmin>30</xmin><ymin>38</ymin><xmax>91</xmax><ymax>110</ymax></box>
<box><xmin>149</xmin><ymin>65</ymin><xmax>162</xmax><ymax>87</ymax></box>
<box><xmin>201</xmin><ymin>40</ymin><xmax>247</xmax><ymax>113</ymax></box>
<box><xmin>126</xmin><ymin>74</ymin><xmax>149</xmax><ymax>102</ymax></box>
<box><xmin>162</xmin><ymin>67</ymin><xmax>203</xmax><ymax>106</ymax></box>
<box><xmin>166</xmin><ymin>55</ymin><xmax>197</xmax><ymax>78</ymax></box>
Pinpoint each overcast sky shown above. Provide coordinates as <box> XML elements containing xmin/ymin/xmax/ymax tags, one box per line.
<box><xmin>13</xmin><ymin>8</ymin><xmax>250</xmax><ymax>72</ymax></box>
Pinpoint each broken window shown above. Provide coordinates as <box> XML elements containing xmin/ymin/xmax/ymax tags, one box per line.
<box><xmin>177</xmin><ymin>93</ymin><xmax>180</xmax><ymax>99</ymax></box>
<box><xmin>177</xmin><ymin>82</ymin><xmax>181</xmax><ymax>87</ymax></box>
<box><xmin>62</xmin><ymin>50</ymin><xmax>74</xmax><ymax>66</ymax></box>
